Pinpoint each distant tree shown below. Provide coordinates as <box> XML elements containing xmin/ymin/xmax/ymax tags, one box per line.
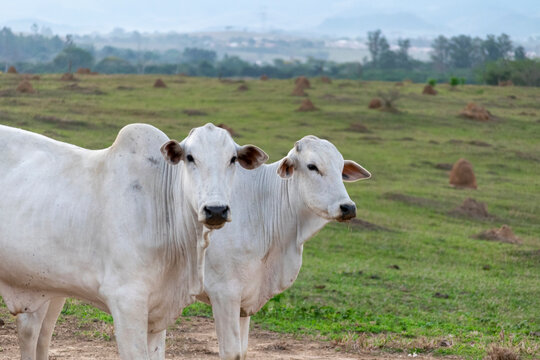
<box><xmin>330</xmin><ymin>62</ymin><xmax>363</xmax><ymax>79</ymax></box>
<box><xmin>430</xmin><ymin>35</ymin><xmax>451</xmax><ymax>72</ymax></box>
<box><xmin>218</xmin><ymin>54</ymin><xmax>256</xmax><ymax>77</ymax></box>
<box><xmin>53</xmin><ymin>47</ymin><xmax>94</xmax><ymax>72</ymax></box>
<box><xmin>482</xmin><ymin>35</ymin><xmax>498</xmax><ymax>62</ymax></box>
<box><xmin>0</xmin><ymin>27</ymin><xmax>15</xmax><ymax>66</ymax></box>
<box><xmin>366</xmin><ymin>30</ymin><xmax>401</xmax><ymax>69</ymax></box>
<box><xmin>367</xmin><ymin>30</ymin><xmax>383</xmax><ymax>68</ymax></box>
<box><xmin>181</xmin><ymin>48</ymin><xmax>217</xmax><ymax>64</ymax></box>
<box><xmin>65</xmin><ymin>34</ymin><xmax>74</xmax><ymax>48</ymax></box>
<box><xmin>136</xmin><ymin>51</ymin><xmax>160</xmax><ymax>73</ymax></box>
<box><xmin>480</xmin><ymin>60</ymin><xmax>513</xmax><ymax>84</ymax></box>
<box><xmin>449</xmin><ymin>35</ymin><xmax>483</xmax><ymax>68</ymax></box>
<box><xmin>40</xmin><ymin>26</ymin><xmax>53</xmax><ymax>37</ymax></box>
<box><xmin>98</xmin><ymin>46</ymin><xmax>138</xmax><ymax>63</ymax></box>
<box><xmin>396</xmin><ymin>38</ymin><xmax>411</xmax><ymax>68</ymax></box>
<box><xmin>497</xmin><ymin>33</ymin><xmax>513</xmax><ymax>60</ymax></box>
<box><xmin>218</xmin><ymin>55</ymin><xmax>246</xmax><ymax>76</ymax></box>
<box><xmin>378</xmin><ymin>37</ymin><xmax>397</xmax><ymax>69</ymax></box>
<box><xmin>196</xmin><ymin>60</ymin><xmax>216</xmax><ymax>76</ymax></box>
<box><xmin>62</xmin><ymin>34</ymin><xmax>75</xmax><ymax>72</ymax></box>
<box><xmin>514</xmin><ymin>45</ymin><xmax>526</xmax><ymax>60</ymax></box>
<box><xmin>30</xmin><ymin>23</ymin><xmax>39</xmax><ymax>36</ymax></box>
<box><xmin>509</xmin><ymin>59</ymin><xmax>540</xmax><ymax>86</ymax></box>
<box><xmin>482</xmin><ymin>33</ymin><xmax>513</xmax><ymax>62</ymax></box>
<box><xmin>478</xmin><ymin>59</ymin><xmax>540</xmax><ymax>86</ymax></box>
<box><xmin>111</xmin><ymin>27</ymin><xmax>126</xmax><ymax>38</ymax></box>
<box><xmin>306</xmin><ymin>57</ymin><xmax>326</xmax><ymax>75</ymax></box>
<box><xmin>94</xmin><ymin>56</ymin><xmax>136</xmax><ymax>74</ymax></box>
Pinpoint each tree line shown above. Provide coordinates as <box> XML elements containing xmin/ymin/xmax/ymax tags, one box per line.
<box><xmin>1</xmin><ymin>27</ymin><xmax>538</xmax><ymax>86</ymax></box>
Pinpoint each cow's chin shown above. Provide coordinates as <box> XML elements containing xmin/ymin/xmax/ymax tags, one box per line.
<box><xmin>321</xmin><ymin>210</ymin><xmax>354</xmax><ymax>222</ymax></box>
<box><xmin>202</xmin><ymin>222</ymin><xmax>227</xmax><ymax>230</ymax></box>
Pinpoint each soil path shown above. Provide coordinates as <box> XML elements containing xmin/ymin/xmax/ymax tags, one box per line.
<box><xmin>0</xmin><ymin>314</ymin><xmax>451</xmax><ymax>359</ymax></box>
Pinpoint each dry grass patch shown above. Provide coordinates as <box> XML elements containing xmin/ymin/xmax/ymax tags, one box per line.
<box><xmin>449</xmin><ymin>158</ymin><xmax>477</xmax><ymax>189</ymax></box>
<box><xmin>368</xmin><ymin>98</ymin><xmax>382</xmax><ymax>109</ymax></box>
<box><xmin>460</xmin><ymin>103</ymin><xmax>494</xmax><ymax>121</ymax></box>
<box><xmin>348</xmin><ymin>122</ymin><xmax>370</xmax><ymax>133</ymax></box>
<box><xmin>473</xmin><ymin>225</ymin><xmax>522</xmax><ymax>245</ymax></box>
<box><xmin>449</xmin><ymin>198</ymin><xmax>491</xmax><ymax>220</ymax></box>
<box><xmin>183</xmin><ymin>109</ymin><xmax>207</xmax><ymax>116</ymax></box>
<box><xmin>60</xmin><ymin>73</ymin><xmax>77</xmax><ymax>81</ymax></box>
<box><xmin>296</xmin><ymin>98</ymin><xmax>318</xmax><ymax>111</ymax></box>
<box><xmin>484</xmin><ymin>346</ymin><xmax>520</xmax><ymax>360</ymax></box>
<box><xmin>422</xmin><ymin>84</ymin><xmax>437</xmax><ymax>95</ymax></box>
<box><xmin>153</xmin><ymin>78</ymin><xmax>167</xmax><ymax>88</ymax></box>
<box><xmin>16</xmin><ymin>80</ymin><xmax>35</xmax><ymax>94</ymax></box>
<box><xmin>294</xmin><ymin>76</ymin><xmax>311</xmax><ymax>89</ymax></box>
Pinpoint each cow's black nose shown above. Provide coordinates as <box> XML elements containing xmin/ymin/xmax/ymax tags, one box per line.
<box><xmin>204</xmin><ymin>206</ymin><xmax>230</xmax><ymax>226</ymax></box>
<box><xmin>340</xmin><ymin>204</ymin><xmax>356</xmax><ymax>220</ymax></box>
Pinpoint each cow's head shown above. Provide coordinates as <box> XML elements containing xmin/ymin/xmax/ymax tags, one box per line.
<box><xmin>277</xmin><ymin>135</ymin><xmax>370</xmax><ymax>221</ymax></box>
<box><xmin>161</xmin><ymin>123</ymin><xmax>268</xmax><ymax>229</ymax></box>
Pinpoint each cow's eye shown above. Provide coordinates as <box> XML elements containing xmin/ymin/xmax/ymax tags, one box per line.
<box><xmin>187</xmin><ymin>155</ymin><xmax>194</xmax><ymax>162</ymax></box>
<box><xmin>230</xmin><ymin>156</ymin><xmax>237</xmax><ymax>164</ymax></box>
<box><xmin>307</xmin><ymin>164</ymin><xmax>319</xmax><ymax>172</ymax></box>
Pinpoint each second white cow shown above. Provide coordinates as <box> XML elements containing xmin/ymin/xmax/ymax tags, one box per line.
<box><xmin>198</xmin><ymin>135</ymin><xmax>371</xmax><ymax>359</ymax></box>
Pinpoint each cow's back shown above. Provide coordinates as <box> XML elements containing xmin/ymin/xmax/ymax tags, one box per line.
<box><xmin>0</xmin><ymin>124</ymin><xmax>171</xmax><ymax>313</ymax></box>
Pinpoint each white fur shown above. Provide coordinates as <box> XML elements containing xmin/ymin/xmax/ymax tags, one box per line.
<box><xmin>0</xmin><ymin>123</ymin><xmax>266</xmax><ymax>360</ymax></box>
<box><xmin>199</xmin><ymin>135</ymin><xmax>370</xmax><ymax>359</ymax></box>
<box><xmin>12</xmin><ymin>135</ymin><xmax>366</xmax><ymax>360</ymax></box>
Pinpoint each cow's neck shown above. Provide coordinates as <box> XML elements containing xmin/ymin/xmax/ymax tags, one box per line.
<box><xmin>262</xmin><ymin>163</ymin><xmax>329</xmax><ymax>249</ymax></box>
<box><xmin>256</xmin><ymin>163</ymin><xmax>329</xmax><ymax>294</ymax></box>
<box><xmin>149</xmin><ymin>162</ymin><xmax>203</xmax><ymax>325</ymax></box>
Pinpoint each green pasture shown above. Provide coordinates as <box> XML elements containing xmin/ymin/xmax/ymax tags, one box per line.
<box><xmin>0</xmin><ymin>74</ymin><xmax>539</xmax><ymax>359</ymax></box>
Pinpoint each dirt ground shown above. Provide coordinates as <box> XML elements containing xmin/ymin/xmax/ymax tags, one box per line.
<box><xmin>0</xmin><ymin>313</ymin><xmax>454</xmax><ymax>360</ymax></box>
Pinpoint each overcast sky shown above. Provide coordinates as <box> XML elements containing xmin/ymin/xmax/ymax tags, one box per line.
<box><xmin>1</xmin><ymin>0</ymin><xmax>539</xmax><ymax>35</ymax></box>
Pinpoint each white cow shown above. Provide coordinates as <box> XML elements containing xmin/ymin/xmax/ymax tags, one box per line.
<box><xmin>0</xmin><ymin>122</ymin><xmax>268</xmax><ymax>360</ymax></box>
<box><xmin>14</xmin><ymin>135</ymin><xmax>369</xmax><ymax>360</ymax></box>
<box><xmin>199</xmin><ymin>135</ymin><xmax>371</xmax><ymax>359</ymax></box>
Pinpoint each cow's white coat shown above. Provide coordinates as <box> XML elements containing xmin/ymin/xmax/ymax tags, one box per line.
<box><xmin>13</xmin><ymin>135</ymin><xmax>368</xmax><ymax>360</ymax></box>
<box><xmin>197</xmin><ymin>135</ymin><xmax>371</xmax><ymax>359</ymax></box>
<box><xmin>0</xmin><ymin>123</ymin><xmax>267</xmax><ymax>360</ymax></box>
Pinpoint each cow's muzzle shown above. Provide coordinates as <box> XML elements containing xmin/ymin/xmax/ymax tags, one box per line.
<box><xmin>339</xmin><ymin>203</ymin><xmax>356</xmax><ymax>221</ymax></box>
<box><xmin>203</xmin><ymin>205</ymin><xmax>230</xmax><ymax>228</ymax></box>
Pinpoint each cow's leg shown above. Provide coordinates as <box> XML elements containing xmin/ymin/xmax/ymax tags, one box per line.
<box><xmin>239</xmin><ymin>316</ymin><xmax>250</xmax><ymax>360</ymax></box>
<box><xmin>210</xmin><ymin>292</ymin><xmax>242</xmax><ymax>360</ymax></box>
<box><xmin>36</xmin><ymin>297</ymin><xmax>65</xmax><ymax>360</ymax></box>
<box><xmin>108</xmin><ymin>295</ymin><xmax>150</xmax><ymax>360</ymax></box>
<box><xmin>17</xmin><ymin>302</ymin><xmax>50</xmax><ymax>360</ymax></box>
<box><xmin>147</xmin><ymin>330</ymin><xmax>166</xmax><ymax>360</ymax></box>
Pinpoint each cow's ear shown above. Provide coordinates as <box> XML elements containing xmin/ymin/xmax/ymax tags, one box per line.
<box><xmin>237</xmin><ymin>145</ymin><xmax>268</xmax><ymax>170</ymax></box>
<box><xmin>160</xmin><ymin>140</ymin><xmax>184</xmax><ymax>165</ymax></box>
<box><xmin>277</xmin><ymin>157</ymin><xmax>295</xmax><ymax>178</ymax></box>
<box><xmin>342</xmin><ymin>160</ymin><xmax>371</xmax><ymax>182</ymax></box>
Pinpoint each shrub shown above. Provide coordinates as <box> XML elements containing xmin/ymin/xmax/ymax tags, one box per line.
<box><xmin>52</xmin><ymin>47</ymin><xmax>94</xmax><ymax>72</ymax></box>
<box><xmin>478</xmin><ymin>59</ymin><xmax>540</xmax><ymax>86</ymax></box>
<box><xmin>427</xmin><ymin>78</ymin><xmax>437</xmax><ymax>86</ymax></box>
<box><xmin>94</xmin><ymin>57</ymin><xmax>136</xmax><ymax>74</ymax></box>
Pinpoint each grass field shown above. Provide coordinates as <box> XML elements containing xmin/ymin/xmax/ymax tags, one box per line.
<box><xmin>0</xmin><ymin>74</ymin><xmax>539</xmax><ymax>359</ymax></box>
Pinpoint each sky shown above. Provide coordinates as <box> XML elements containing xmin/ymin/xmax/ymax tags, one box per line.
<box><xmin>1</xmin><ymin>0</ymin><xmax>539</xmax><ymax>36</ymax></box>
